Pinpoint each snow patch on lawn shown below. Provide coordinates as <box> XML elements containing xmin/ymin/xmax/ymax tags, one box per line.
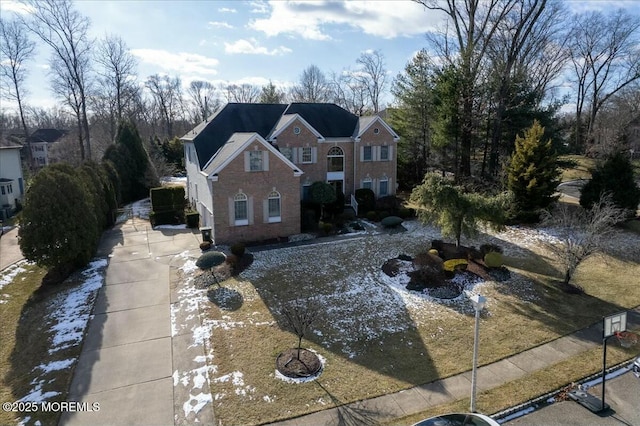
<box><xmin>129</xmin><ymin>198</ymin><xmax>151</xmax><ymax>219</ymax></box>
<box><xmin>48</xmin><ymin>259</ymin><xmax>107</xmax><ymax>353</ymax></box>
<box><xmin>0</xmin><ymin>260</ymin><xmax>31</xmax><ymax>290</ymax></box>
<box><xmin>16</xmin><ymin>259</ymin><xmax>106</xmax><ymax>409</ymax></box>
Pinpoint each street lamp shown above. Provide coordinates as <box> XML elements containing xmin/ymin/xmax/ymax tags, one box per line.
<box><xmin>470</xmin><ymin>294</ymin><xmax>486</xmax><ymax>413</ymax></box>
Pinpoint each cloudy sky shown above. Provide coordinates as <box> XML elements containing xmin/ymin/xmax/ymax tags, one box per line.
<box><xmin>1</xmin><ymin>0</ymin><xmax>639</xmax><ymax>113</ymax></box>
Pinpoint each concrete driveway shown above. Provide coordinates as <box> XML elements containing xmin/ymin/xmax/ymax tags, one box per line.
<box><xmin>505</xmin><ymin>369</ymin><xmax>640</xmax><ymax>425</ymax></box>
<box><xmin>0</xmin><ymin>226</ymin><xmax>23</xmax><ymax>270</ymax></box>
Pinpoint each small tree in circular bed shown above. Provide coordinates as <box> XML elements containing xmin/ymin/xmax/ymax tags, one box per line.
<box><xmin>196</xmin><ymin>251</ymin><xmax>226</xmax><ymax>287</ymax></box>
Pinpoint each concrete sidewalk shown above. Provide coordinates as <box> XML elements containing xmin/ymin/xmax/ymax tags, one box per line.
<box><xmin>270</xmin><ymin>308</ymin><xmax>640</xmax><ymax>425</ymax></box>
<box><xmin>0</xmin><ymin>226</ymin><xmax>23</xmax><ymax>271</ymax></box>
<box><xmin>60</xmin><ymin>219</ymin><xmax>210</xmax><ymax>425</ymax></box>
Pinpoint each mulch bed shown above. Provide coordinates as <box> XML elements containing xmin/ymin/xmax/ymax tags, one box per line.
<box><xmin>276</xmin><ymin>348</ymin><xmax>322</xmax><ymax>379</ymax></box>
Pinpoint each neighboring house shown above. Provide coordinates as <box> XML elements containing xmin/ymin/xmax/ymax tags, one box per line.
<box><xmin>27</xmin><ymin>128</ymin><xmax>68</xmax><ymax>168</ymax></box>
<box><xmin>182</xmin><ymin>103</ymin><xmax>399</xmax><ymax>244</ymax></box>
<box><xmin>0</xmin><ymin>138</ymin><xmax>26</xmax><ymax>219</ymax></box>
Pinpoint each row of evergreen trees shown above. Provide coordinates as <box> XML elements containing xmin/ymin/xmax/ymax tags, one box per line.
<box><xmin>18</xmin><ymin>122</ymin><xmax>153</xmax><ymax>282</ymax></box>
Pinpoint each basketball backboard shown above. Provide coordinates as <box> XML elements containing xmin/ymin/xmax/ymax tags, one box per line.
<box><xmin>603</xmin><ymin>312</ymin><xmax>627</xmax><ymax>338</ymax></box>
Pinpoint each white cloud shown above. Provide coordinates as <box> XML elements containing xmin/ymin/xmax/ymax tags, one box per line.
<box><xmin>249</xmin><ymin>0</ymin><xmax>269</xmax><ymax>14</ymax></box>
<box><xmin>218</xmin><ymin>7</ymin><xmax>237</xmax><ymax>13</ymax></box>
<box><xmin>224</xmin><ymin>38</ymin><xmax>292</xmax><ymax>56</ymax></box>
<box><xmin>131</xmin><ymin>49</ymin><xmax>219</xmax><ymax>76</ymax></box>
<box><xmin>0</xmin><ymin>0</ymin><xmax>35</xmax><ymax>15</ymax></box>
<box><xmin>249</xmin><ymin>0</ymin><xmax>443</xmax><ymax>40</ymax></box>
<box><xmin>208</xmin><ymin>21</ymin><xmax>234</xmax><ymax>29</ymax></box>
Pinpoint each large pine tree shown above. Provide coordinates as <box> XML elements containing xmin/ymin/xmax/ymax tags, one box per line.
<box><xmin>507</xmin><ymin>120</ymin><xmax>560</xmax><ymax>218</ymax></box>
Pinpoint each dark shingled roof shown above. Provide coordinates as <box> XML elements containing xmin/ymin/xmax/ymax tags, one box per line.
<box><xmin>28</xmin><ymin>128</ymin><xmax>67</xmax><ymax>144</ymax></box>
<box><xmin>284</xmin><ymin>103</ymin><xmax>358</xmax><ymax>138</ymax></box>
<box><xmin>185</xmin><ymin>103</ymin><xmax>359</xmax><ymax>169</ymax></box>
<box><xmin>188</xmin><ymin>104</ymin><xmax>287</xmax><ymax>169</ymax></box>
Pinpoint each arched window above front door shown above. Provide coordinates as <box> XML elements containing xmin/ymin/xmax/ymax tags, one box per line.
<box><xmin>327</xmin><ymin>146</ymin><xmax>344</xmax><ymax>172</ymax></box>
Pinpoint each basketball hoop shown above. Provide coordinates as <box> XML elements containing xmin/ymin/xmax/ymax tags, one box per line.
<box><xmin>614</xmin><ymin>331</ymin><xmax>638</xmax><ymax>348</ymax></box>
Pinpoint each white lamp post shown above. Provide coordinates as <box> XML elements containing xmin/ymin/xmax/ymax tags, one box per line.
<box><xmin>470</xmin><ymin>294</ymin><xmax>486</xmax><ymax>413</ymax></box>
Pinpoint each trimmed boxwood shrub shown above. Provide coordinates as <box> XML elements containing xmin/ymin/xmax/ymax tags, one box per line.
<box><xmin>366</xmin><ymin>211</ymin><xmax>377</xmax><ymax>221</ymax></box>
<box><xmin>381</xmin><ymin>216</ymin><xmax>403</xmax><ymax>228</ymax></box>
<box><xmin>484</xmin><ymin>251</ymin><xmax>504</xmax><ymax>268</ymax></box>
<box><xmin>196</xmin><ymin>251</ymin><xmax>226</xmax><ymax>270</ymax></box>
<box><xmin>150</xmin><ymin>186</ymin><xmax>186</xmax><ymax>226</ymax></box>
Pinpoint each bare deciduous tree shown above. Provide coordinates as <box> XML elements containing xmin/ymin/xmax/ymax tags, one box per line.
<box><xmin>541</xmin><ymin>194</ymin><xmax>627</xmax><ymax>286</ymax></box>
<box><xmin>145</xmin><ymin>74</ymin><xmax>184</xmax><ymax>137</ymax></box>
<box><xmin>290</xmin><ymin>64</ymin><xmax>331</xmax><ymax>103</ymax></box>
<box><xmin>221</xmin><ymin>82</ymin><xmax>260</xmax><ymax>103</ymax></box>
<box><xmin>329</xmin><ymin>70</ymin><xmax>369</xmax><ymax>115</ymax></box>
<box><xmin>355</xmin><ymin>49</ymin><xmax>388</xmax><ymax>113</ymax></box>
<box><xmin>0</xmin><ymin>18</ymin><xmax>35</xmax><ymax>168</ymax></box>
<box><xmin>188</xmin><ymin>80</ymin><xmax>219</xmax><ymax>121</ymax></box>
<box><xmin>95</xmin><ymin>34</ymin><xmax>138</xmax><ymax>139</ymax></box>
<box><xmin>24</xmin><ymin>0</ymin><xmax>94</xmax><ymax>160</ymax></box>
<box><xmin>281</xmin><ymin>301</ymin><xmax>318</xmax><ymax>360</ymax></box>
<box><xmin>569</xmin><ymin>9</ymin><xmax>640</xmax><ymax>152</ymax></box>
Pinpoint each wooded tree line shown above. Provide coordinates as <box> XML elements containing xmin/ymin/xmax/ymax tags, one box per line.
<box><xmin>394</xmin><ymin>0</ymin><xmax>640</xmax><ymax>188</ymax></box>
<box><xmin>1</xmin><ymin>0</ymin><xmax>639</xmax><ymax>182</ymax></box>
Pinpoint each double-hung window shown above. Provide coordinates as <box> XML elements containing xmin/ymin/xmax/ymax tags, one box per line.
<box><xmin>249</xmin><ymin>151</ymin><xmax>263</xmax><ymax>171</ymax></box>
<box><xmin>379</xmin><ymin>178</ymin><xmax>389</xmax><ymax>196</ymax></box>
<box><xmin>268</xmin><ymin>191</ymin><xmax>281</xmax><ymax>223</ymax></box>
<box><xmin>234</xmin><ymin>193</ymin><xmax>248</xmax><ymax>225</ymax></box>
<box><xmin>380</xmin><ymin>145</ymin><xmax>389</xmax><ymax>161</ymax></box>
<box><xmin>363</xmin><ymin>146</ymin><xmax>372</xmax><ymax>161</ymax></box>
<box><xmin>302</xmin><ymin>147</ymin><xmax>312</xmax><ymax>163</ymax></box>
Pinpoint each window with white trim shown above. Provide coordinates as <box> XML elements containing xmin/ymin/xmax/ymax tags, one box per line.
<box><xmin>327</xmin><ymin>146</ymin><xmax>344</xmax><ymax>172</ymax></box>
<box><xmin>379</xmin><ymin>178</ymin><xmax>389</xmax><ymax>196</ymax></box>
<box><xmin>363</xmin><ymin>146</ymin><xmax>372</xmax><ymax>161</ymax></box>
<box><xmin>249</xmin><ymin>151</ymin><xmax>263</xmax><ymax>171</ymax></box>
<box><xmin>380</xmin><ymin>145</ymin><xmax>389</xmax><ymax>161</ymax></box>
<box><xmin>362</xmin><ymin>178</ymin><xmax>372</xmax><ymax>190</ymax></box>
<box><xmin>293</xmin><ymin>126</ymin><xmax>301</xmax><ymax>135</ymax></box>
<box><xmin>280</xmin><ymin>147</ymin><xmax>294</xmax><ymax>163</ymax></box>
<box><xmin>234</xmin><ymin>193</ymin><xmax>248</xmax><ymax>225</ymax></box>
<box><xmin>268</xmin><ymin>191</ymin><xmax>281</xmax><ymax>223</ymax></box>
<box><xmin>302</xmin><ymin>147</ymin><xmax>312</xmax><ymax>163</ymax></box>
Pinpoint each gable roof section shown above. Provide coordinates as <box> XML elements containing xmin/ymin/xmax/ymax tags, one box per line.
<box><xmin>269</xmin><ymin>113</ymin><xmax>324</xmax><ymax>141</ymax></box>
<box><xmin>284</xmin><ymin>103</ymin><xmax>358</xmax><ymax>138</ymax></box>
<box><xmin>203</xmin><ymin>132</ymin><xmax>302</xmax><ymax>178</ymax></box>
<box><xmin>183</xmin><ymin>103</ymin><xmax>288</xmax><ymax>169</ymax></box>
<box><xmin>355</xmin><ymin>115</ymin><xmax>400</xmax><ymax>141</ymax></box>
<box><xmin>28</xmin><ymin>128</ymin><xmax>67</xmax><ymax>144</ymax></box>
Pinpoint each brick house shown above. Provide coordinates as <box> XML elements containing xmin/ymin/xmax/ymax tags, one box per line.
<box><xmin>182</xmin><ymin>103</ymin><xmax>399</xmax><ymax>244</ymax></box>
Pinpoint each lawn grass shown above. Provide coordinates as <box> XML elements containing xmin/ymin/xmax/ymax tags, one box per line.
<box><xmin>198</xmin><ymin>222</ymin><xmax>640</xmax><ymax>425</ymax></box>
<box><xmin>0</xmin><ymin>264</ymin><xmax>90</xmax><ymax>425</ymax></box>
<box><xmin>390</xmin><ymin>342</ymin><xmax>640</xmax><ymax>425</ymax></box>
<box><xmin>558</xmin><ymin>154</ymin><xmax>595</xmax><ymax>182</ymax></box>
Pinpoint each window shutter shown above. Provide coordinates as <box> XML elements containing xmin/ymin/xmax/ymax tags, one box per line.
<box><xmin>263</xmin><ymin>199</ymin><xmax>269</xmax><ymax>223</ymax></box>
<box><xmin>228</xmin><ymin>197</ymin><xmax>234</xmax><ymax>226</ymax></box>
<box><xmin>388</xmin><ymin>145</ymin><xmax>393</xmax><ymax>161</ymax></box>
<box><xmin>248</xmin><ymin>197</ymin><xmax>254</xmax><ymax>224</ymax></box>
<box><xmin>360</xmin><ymin>146</ymin><xmax>364</xmax><ymax>161</ymax></box>
<box><xmin>298</xmin><ymin>148</ymin><xmax>304</xmax><ymax>163</ymax></box>
<box><xmin>375</xmin><ymin>146</ymin><xmax>380</xmax><ymax>161</ymax></box>
<box><xmin>312</xmin><ymin>147</ymin><xmax>317</xmax><ymax>163</ymax></box>
<box><xmin>292</xmin><ymin>147</ymin><xmax>298</xmax><ymax>164</ymax></box>
<box><xmin>373</xmin><ymin>179</ymin><xmax>378</xmax><ymax>196</ymax></box>
<box><xmin>388</xmin><ymin>178</ymin><xmax>393</xmax><ymax>194</ymax></box>
<box><xmin>263</xmin><ymin>150</ymin><xmax>269</xmax><ymax>171</ymax></box>
<box><xmin>244</xmin><ymin>152</ymin><xmax>250</xmax><ymax>171</ymax></box>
